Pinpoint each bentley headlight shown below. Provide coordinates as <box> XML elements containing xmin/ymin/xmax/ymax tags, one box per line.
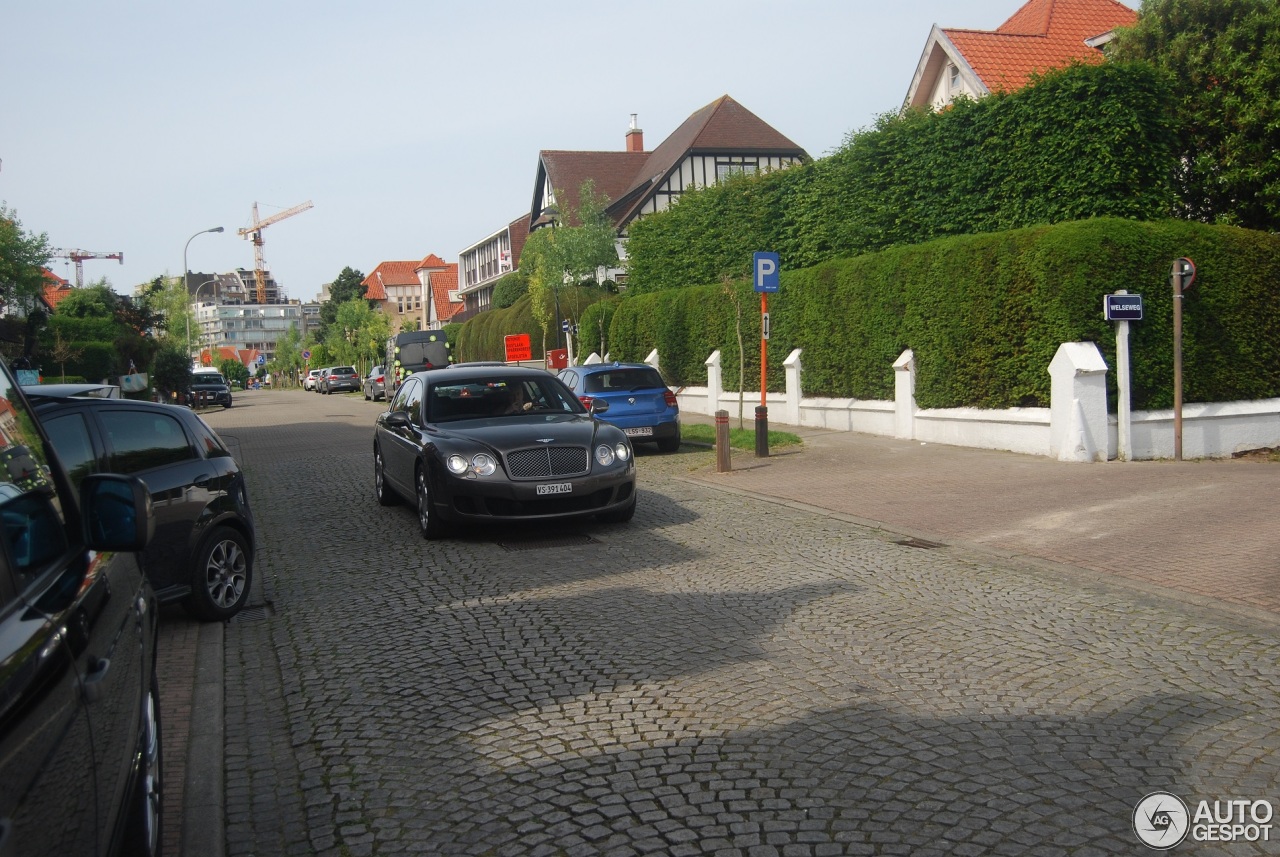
<box><xmin>615</xmin><ymin>442</ymin><xmax>631</xmax><ymax>462</ymax></box>
<box><xmin>595</xmin><ymin>444</ymin><xmax>616</xmax><ymax>466</ymax></box>
<box><xmin>447</xmin><ymin>453</ymin><xmax>497</xmax><ymax>477</ymax></box>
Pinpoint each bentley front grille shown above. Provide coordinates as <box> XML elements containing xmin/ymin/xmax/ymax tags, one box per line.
<box><xmin>506</xmin><ymin>446</ymin><xmax>589</xmax><ymax>479</ymax></box>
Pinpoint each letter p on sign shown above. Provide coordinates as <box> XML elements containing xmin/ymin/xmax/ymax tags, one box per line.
<box><xmin>754</xmin><ymin>252</ymin><xmax>780</xmax><ymax>293</ymax></box>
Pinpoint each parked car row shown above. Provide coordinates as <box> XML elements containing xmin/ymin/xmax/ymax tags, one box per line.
<box><xmin>309</xmin><ymin>366</ymin><xmax>360</xmax><ymax>395</ymax></box>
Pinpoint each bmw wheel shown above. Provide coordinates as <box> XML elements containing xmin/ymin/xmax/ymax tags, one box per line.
<box><xmin>416</xmin><ymin>465</ymin><xmax>446</xmax><ymax>540</ymax></box>
<box><xmin>374</xmin><ymin>445</ymin><xmax>398</xmax><ymax>506</ymax></box>
<box><xmin>185</xmin><ymin>526</ymin><xmax>252</xmax><ymax>621</ymax></box>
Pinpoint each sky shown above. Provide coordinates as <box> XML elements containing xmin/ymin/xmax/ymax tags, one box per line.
<box><xmin>2</xmin><ymin>0</ymin><xmax>1138</xmax><ymax>304</ymax></box>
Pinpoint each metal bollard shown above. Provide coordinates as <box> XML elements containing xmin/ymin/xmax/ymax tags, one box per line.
<box><xmin>755</xmin><ymin>405</ymin><xmax>769</xmax><ymax>458</ymax></box>
<box><xmin>715</xmin><ymin>410</ymin><xmax>732</xmax><ymax>472</ymax></box>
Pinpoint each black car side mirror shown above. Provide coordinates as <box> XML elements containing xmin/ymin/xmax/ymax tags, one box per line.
<box><xmin>384</xmin><ymin>411</ymin><xmax>412</xmax><ymax>429</ymax></box>
<box><xmin>591</xmin><ymin>399</ymin><xmax>610</xmax><ymax>415</ymax></box>
<box><xmin>81</xmin><ymin>473</ymin><xmax>154</xmax><ymax>551</ymax></box>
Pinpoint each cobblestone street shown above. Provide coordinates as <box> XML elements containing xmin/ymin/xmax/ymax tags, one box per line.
<box><xmin>191</xmin><ymin>391</ymin><xmax>1280</xmax><ymax>855</ymax></box>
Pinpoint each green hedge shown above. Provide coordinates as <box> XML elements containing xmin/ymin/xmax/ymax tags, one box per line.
<box><xmin>626</xmin><ymin>61</ymin><xmax>1176</xmax><ymax>293</ymax></box>
<box><xmin>608</xmin><ymin>218</ymin><xmax>1280</xmax><ymax>410</ymax></box>
<box><xmin>455</xmin><ymin>286</ymin><xmax>614</xmax><ymax>362</ymax></box>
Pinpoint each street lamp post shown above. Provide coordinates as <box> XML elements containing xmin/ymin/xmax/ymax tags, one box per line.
<box><xmin>183</xmin><ymin>226</ymin><xmax>224</xmax><ymax>361</ymax></box>
<box><xmin>187</xmin><ymin>279</ymin><xmax>218</xmax><ymax>363</ymax></box>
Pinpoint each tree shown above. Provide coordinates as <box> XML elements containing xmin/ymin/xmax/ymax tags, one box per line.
<box><xmin>152</xmin><ymin>342</ymin><xmax>192</xmax><ymax>403</ymax></box>
<box><xmin>271</xmin><ymin>324</ymin><xmax>304</xmax><ymax>385</ymax></box>
<box><xmin>0</xmin><ymin>204</ymin><xmax>51</xmax><ymax>318</ymax></box>
<box><xmin>219</xmin><ymin>358</ymin><xmax>250</xmax><ymax>388</ymax></box>
<box><xmin>319</xmin><ymin>266</ymin><xmax>367</xmax><ymax>340</ymax></box>
<box><xmin>1111</xmin><ymin>0</ymin><xmax>1280</xmax><ymax>230</ymax></box>
<box><xmin>523</xmin><ymin>181</ymin><xmax>621</xmax><ymax>349</ymax></box>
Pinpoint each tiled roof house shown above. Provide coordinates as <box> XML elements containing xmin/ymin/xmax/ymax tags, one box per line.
<box><xmin>363</xmin><ymin>255</ymin><xmax>461</xmax><ymax>333</ymax></box>
<box><xmin>458</xmin><ymin>95</ymin><xmax>807</xmax><ymax>318</ymax></box>
<box><xmin>903</xmin><ymin>0</ymin><xmax>1138</xmax><ymax>111</ymax></box>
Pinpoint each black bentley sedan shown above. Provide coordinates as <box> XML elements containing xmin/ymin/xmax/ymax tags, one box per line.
<box><xmin>373</xmin><ymin>364</ymin><xmax>636</xmax><ymax>538</ymax></box>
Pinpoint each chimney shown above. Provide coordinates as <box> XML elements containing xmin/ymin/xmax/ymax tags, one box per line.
<box><xmin>625</xmin><ymin>113</ymin><xmax>644</xmax><ymax>152</ymax></box>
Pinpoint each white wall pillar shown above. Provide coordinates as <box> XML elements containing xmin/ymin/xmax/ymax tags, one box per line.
<box><xmin>783</xmin><ymin>348</ymin><xmax>803</xmax><ymax>426</ymax></box>
<box><xmin>644</xmin><ymin>349</ymin><xmax>659</xmax><ymax>370</ymax></box>
<box><xmin>893</xmin><ymin>349</ymin><xmax>916</xmax><ymax>439</ymax></box>
<box><xmin>705</xmin><ymin>349</ymin><xmax>723</xmax><ymax>416</ymax></box>
<box><xmin>1049</xmin><ymin>342</ymin><xmax>1109</xmax><ymax>462</ymax></box>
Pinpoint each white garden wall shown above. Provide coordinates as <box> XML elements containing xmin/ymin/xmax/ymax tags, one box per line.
<box><xmin>625</xmin><ymin>346</ymin><xmax>1280</xmax><ymax>462</ymax></box>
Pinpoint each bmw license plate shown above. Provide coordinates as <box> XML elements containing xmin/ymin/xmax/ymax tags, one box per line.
<box><xmin>623</xmin><ymin>427</ymin><xmax>653</xmax><ymax>437</ymax></box>
<box><xmin>537</xmin><ymin>483</ymin><xmax>573</xmax><ymax>495</ymax></box>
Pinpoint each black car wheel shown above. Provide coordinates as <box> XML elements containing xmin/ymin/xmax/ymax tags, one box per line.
<box><xmin>185</xmin><ymin>526</ymin><xmax>252</xmax><ymax>621</ymax></box>
<box><xmin>416</xmin><ymin>465</ymin><xmax>446</xmax><ymax>540</ymax></box>
<box><xmin>121</xmin><ymin>670</ymin><xmax>163</xmax><ymax>857</ymax></box>
<box><xmin>374</xmin><ymin>445</ymin><xmax>398</xmax><ymax>506</ymax></box>
<box><xmin>597</xmin><ymin>492</ymin><xmax>637</xmax><ymax>524</ymax></box>
<box><xmin>364</xmin><ymin>387</ymin><xmax>371</xmax><ymax>401</ymax></box>
<box><xmin>656</xmin><ymin>428</ymin><xmax>681</xmax><ymax>453</ymax></box>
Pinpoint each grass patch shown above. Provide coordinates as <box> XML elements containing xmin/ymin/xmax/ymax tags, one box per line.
<box><xmin>682</xmin><ymin>422</ymin><xmax>803</xmax><ymax>450</ymax></box>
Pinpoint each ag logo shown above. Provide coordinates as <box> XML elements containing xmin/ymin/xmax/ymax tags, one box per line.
<box><xmin>1134</xmin><ymin>792</ymin><xmax>1190</xmax><ymax>849</ymax></box>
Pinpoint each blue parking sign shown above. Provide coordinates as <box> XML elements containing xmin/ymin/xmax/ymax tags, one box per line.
<box><xmin>753</xmin><ymin>252</ymin><xmax>780</xmax><ymax>293</ymax></box>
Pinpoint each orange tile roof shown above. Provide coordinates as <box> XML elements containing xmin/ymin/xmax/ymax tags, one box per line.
<box><xmin>362</xmin><ymin>260</ymin><xmax>422</xmax><ymax>301</ymax></box>
<box><xmin>42</xmin><ymin>269</ymin><xmax>73</xmax><ymax>309</ymax></box>
<box><xmin>417</xmin><ymin>254</ymin><xmax>447</xmax><ymax>271</ymax></box>
<box><xmin>428</xmin><ymin>263</ymin><xmax>460</xmax><ymax>324</ymax></box>
<box><xmin>946</xmin><ymin>0</ymin><xmax>1136</xmax><ymax>93</ymax></box>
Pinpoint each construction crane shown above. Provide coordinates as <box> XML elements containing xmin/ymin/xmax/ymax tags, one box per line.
<box><xmin>48</xmin><ymin>249</ymin><xmax>124</xmax><ymax>288</ymax></box>
<box><xmin>237</xmin><ymin>200</ymin><xmax>313</xmax><ymax>303</ymax></box>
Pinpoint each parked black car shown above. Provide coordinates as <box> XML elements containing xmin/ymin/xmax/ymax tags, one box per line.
<box><xmin>190</xmin><ymin>368</ymin><xmax>233</xmax><ymax>408</ymax></box>
<box><xmin>0</xmin><ymin>357</ymin><xmax>162</xmax><ymax>856</ymax></box>
<box><xmin>320</xmin><ymin>366</ymin><xmax>359</xmax><ymax>394</ymax></box>
<box><xmin>29</xmin><ymin>389</ymin><xmax>256</xmax><ymax>621</ymax></box>
<box><xmin>373</xmin><ymin>364</ymin><xmax>636</xmax><ymax>538</ymax></box>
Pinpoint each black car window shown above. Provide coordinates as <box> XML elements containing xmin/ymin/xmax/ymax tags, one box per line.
<box><xmin>428</xmin><ymin>377</ymin><xmax>583</xmax><ymax>421</ymax></box>
<box><xmin>100</xmin><ymin>410</ymin><xmax>196</xmax><ymax>473</ymax></box>
<box><xmin>190</xmin><ymin>417</ymin><xmax>230</xmax><ymax>459</ymax></box>
<box><xmin>0</xmin><ymin>375</ymin><xmax>71</xmax><ymax>581</ymax></box>
<box><xmin>42</xmin><ymin>412</ymin><xmax>98</xmax><ymax>489</ymax></box>
<box><xmin>390</xmin><ymin>376</ymin><xmax>421</xmax><ymax>413</ymax></box>
<box><xmin>404</xmin><ymin>379</ymin><xmax>425</xmax><ymax>426</ymax></box>
<box><xmin>584</xmin><ymin>368</ymin><xmax>665</xmax><ymax>394</ymax></box>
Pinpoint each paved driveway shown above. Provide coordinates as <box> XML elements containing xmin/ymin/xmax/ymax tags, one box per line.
<box><xmin>163</xmin><ymin>391</ymin><xmax>1280</xmax><ymax>855</ymax></box>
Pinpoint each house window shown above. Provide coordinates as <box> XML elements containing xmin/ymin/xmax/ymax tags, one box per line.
<box><xmin>716</xmin><ymin>158</ymin><xmax>759</xmax><ymax>182</ymax></box>
<box><xmin>949</xmin><ymin>64</ymin><xmax>961</xmax><ymax>91</ymax></box>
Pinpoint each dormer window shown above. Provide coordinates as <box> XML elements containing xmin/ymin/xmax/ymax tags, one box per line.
<box><xmin>949</xmin><ymin>63</ymin><xmax>961</xmax><ymax>92</ymax></box>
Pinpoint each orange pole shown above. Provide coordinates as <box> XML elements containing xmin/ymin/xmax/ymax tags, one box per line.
<box><xmin>760</xmin><ymin>292</ymin><xmax>768</xmax><ymax>407</ymax></box>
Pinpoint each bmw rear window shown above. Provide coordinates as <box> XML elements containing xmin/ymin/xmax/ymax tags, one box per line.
<box><xmin>583</xmin><ymin>368</ymin><xmax>665</xmax><ymax>394</ymax></box>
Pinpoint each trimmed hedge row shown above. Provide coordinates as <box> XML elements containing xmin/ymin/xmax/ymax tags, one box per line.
<box><xmin>625</xmin><ymin>61</ymin><xmax>1176</xmax><ymax>294</ymax></box>
<box><xmin>608</xmin><ymin>218</ymin><xmax>1280</xmax><ymax>410</ymax></box>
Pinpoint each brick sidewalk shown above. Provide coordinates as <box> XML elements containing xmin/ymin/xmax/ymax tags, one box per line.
<box><xmin>682</xmin><ymin>412</ymin><xmax>1280</xmax><ymax>618</ymax></box>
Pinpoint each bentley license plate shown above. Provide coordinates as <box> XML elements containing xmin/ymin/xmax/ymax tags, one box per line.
<box><xmin>623</xmin><ymin>427</ymin><xmax>653</xmax><ymax>437</ymax></box>
<box><xmin>536</xmin><ymin>483</ymin><xmax>573</xmax><ymax>495</ymax></box>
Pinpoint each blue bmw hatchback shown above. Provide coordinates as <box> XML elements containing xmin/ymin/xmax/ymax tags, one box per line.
<box><xmin>558</xmin><ymin>363</ymin><xmax>681</xmax><ymax>452</ymax></box>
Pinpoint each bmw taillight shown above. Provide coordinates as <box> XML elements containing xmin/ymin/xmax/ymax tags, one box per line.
<box><xmin>663</xmin><ymin>390</ymin><xmax>679</xmax><ymax>408</ymax></box>
<box><xmin>579</xmin><ymin>395</ymin><xmax>594</xmax><ymax>409</ymax></box>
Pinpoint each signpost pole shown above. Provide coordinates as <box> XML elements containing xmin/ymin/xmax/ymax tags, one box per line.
<box><xmin>756</xmin><ymin>291</ymin><xmax>769</xmax><ymax>458</ymax></box>
<box><xmin>1114</xmin><ymin>290</ymin><xmax>1132</xmax><ymax>462</ymax></box>
<box><xmin>752</xmin><ymin>251</ymin><xmax>778</xmax><ymax>459</ymax></box>
<box><xmin>1170</xmin><ymin>257</ymin><xmax>1194</xmax><ymax>461</ymax></box>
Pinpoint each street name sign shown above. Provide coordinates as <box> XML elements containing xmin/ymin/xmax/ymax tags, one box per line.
<box><xmin>1105</xmin><ymin>293</ymin><xmax>1143</xmax><ymax>321</ymax></box>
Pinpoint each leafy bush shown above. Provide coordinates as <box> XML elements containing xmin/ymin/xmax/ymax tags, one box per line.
<box><xmin>626</xmin><ymin>61</ymin><xmax>1175</xmax><ymax>293</ymax></box>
